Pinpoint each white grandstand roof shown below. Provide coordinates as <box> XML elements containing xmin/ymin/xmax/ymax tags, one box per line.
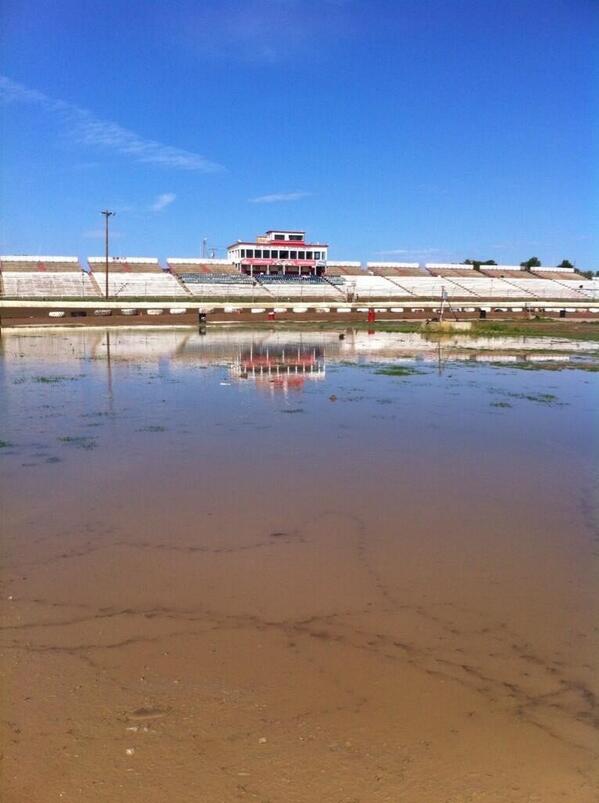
<box><xmin>327</xmin><ymin>261</ymin><xmax>362</xmax><ymax>267</ymax></box>
<box><xmin>167</xmin><ymin>258</ymin><xmax>232</xmax><ymax>265</ymax></box>
<box><xmin>425</xmin><ymin>263</ymin><xmax>473</xmax><ymax>269</ymax></box>
<box><xmin>367</xmin><ymin>262</ymin><xmax>420</xmax><ymax>268</ymax></box>
<box><xmin>0</xmin><ymin>255</ymin><xmax>79</xmax><ymax>262</ymax></box>
<box><xmin>88</xmin><ymin>257</ymin><xmax>159</xmax><ymax>264</ymax></box>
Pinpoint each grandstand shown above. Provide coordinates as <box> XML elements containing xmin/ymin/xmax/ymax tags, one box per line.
<box><xmin>325</xmin><ymin>262</ymin><xmax>363</xmax><ymax>276</ymax></box>
<box><xmin>334</xmin><ymin>274</ymin><xmax>413</xmax><ymax>299</ymax></box>
<box><xmin>433</xmin><ymin>275</ymin><xmax>536</xmax><ymax>299</ymax></box>
<box><xmin>89</xmin><ymin>258</ymin><xmax>186</xmax><ymax>297</ymax></box>
<box><xmin>88</xmin><ymin>257</ymin><xmax>162</xmax><ymax>273</ymax></box>
<box><xmin>173</xmin><ymin>272</ymin><xmax>271</xmax><ymax>299</ymax></box>
<box><xmin>256</xmin><ymin>274</ymin><xmax>344</xmax><ymax>299</ymax></box>
<box><xmin>0</xmin><ymin>255</ymin><xmax>82</xmax><ymax>272</ymax></box>
<box><xmin>386</xmin><ymin>276</ymin><xmax>478</xmax><ymax>299</ymax></box>
<box><xmin>167</xmin><ymin>258</ymin><xmax>239</xmax><ymax>275</ymax></box>
<box><xmin>367</xmin><ymin>262</ymin><xmax>426</xmax><ymax>276</ymax></box>
<box><xmin>0</xmin><ymin>255</ymin><xmax>100</xmax><ymax>297</ymax></box>
<box><xmin>494</xmin><ymin>277</ymin><xmax>587</xmax><ymax>300</ymax></box>
<box><xmin>425</xmin><ymin>263</ymin><xmax>481</xmax><ymax>278</ymax></box>
<box><xmin>1</xmin><ymin>250</ymin><xmax>596</xmax><ymax>309</ymax></box>
<box><xmin>0</xmin><ymin>270</ymin><xmax>100</xmax><ymax>298</ymax></box>
<box><xmin>532</xmin><ymin>267</ymin><xmax>581</xmax><ymax>281</ymax></box>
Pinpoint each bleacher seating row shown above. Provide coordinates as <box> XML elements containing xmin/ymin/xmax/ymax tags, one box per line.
<box><xmin>0</xmin><ymin>272</ymin><xmax>100</xmax><ymax>297</ymax></box>
<box><xmin>91</xmin><ymin>271</ymin><xmax>187</xmax><ymax>297</ymax></box>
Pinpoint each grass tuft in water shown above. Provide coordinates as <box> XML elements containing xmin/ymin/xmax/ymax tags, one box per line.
<box><xmin>57</xmin><ymin>436</ymin><xmax>98</xmax><ymax>450</ymax></box>
<box><xmin>375</xmin><ymin>366</ymin><xmax>423</xmax><ymax>376</ymax></box>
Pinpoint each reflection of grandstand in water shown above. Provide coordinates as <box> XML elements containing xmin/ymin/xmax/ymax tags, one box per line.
<box><xmin>230</xmin><ymin>344</ymin><xmax>325</xmax><ymax>392</ymax></box>
<box><xmin>1</xmin><ymin>329</ymin><xmax>597</xmax><ymax>380</ymax></box>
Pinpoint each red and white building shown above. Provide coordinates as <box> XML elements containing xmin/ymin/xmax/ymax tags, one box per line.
<box><xmin>227</xmin><ymin>230</ymin><xmax>328</xmax><ymax>275</ymax></box>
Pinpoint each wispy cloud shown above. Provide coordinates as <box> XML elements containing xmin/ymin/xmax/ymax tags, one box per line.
<box><xmin>179</xmin><ymin>1</ymin><xmax>357</xmax><ymax>64</ymax></box>
<box><xmin>150</xmin><ymin>192</ymin><xmax>176</xmax><ymax>212</ymax></box>
<box><xmin>377</xmin><ymin>248</ymin><xmax>443</xmax><ymax>256</ymax></box>
<box><xmin>0</xmin><ymin>75</ymin><xmax>223</xmax><ymax>172</ymax></box>
<box><xmin>250</xmin><ymin>191</ymin><xmax>311</xmax><ymax>204</ymax></box>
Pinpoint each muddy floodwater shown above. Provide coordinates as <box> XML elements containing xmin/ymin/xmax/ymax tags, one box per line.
<box><xmin>1</xmin><ymin>327</ymin><xmax>598</xmax><ymax>802</ymax></box>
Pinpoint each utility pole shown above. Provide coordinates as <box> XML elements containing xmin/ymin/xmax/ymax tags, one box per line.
<box><xmin>101</xmin><ymin>210</ymin><xmax>115</xmax><ymax>300</ymax></box>
<box><xmin>202</xmin><ymin>238</ymin><xmax>207</xmax><ymax>258</ymax></box>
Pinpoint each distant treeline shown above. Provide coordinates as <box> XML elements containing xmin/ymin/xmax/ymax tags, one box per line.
<box><xmin>462</xmin><ymin>257</ymin><xmax>597</xmax><ymax>279</ymax></box>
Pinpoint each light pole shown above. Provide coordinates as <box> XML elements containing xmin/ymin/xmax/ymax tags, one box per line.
<box><xmin>101</xmin><ymin>210</ymin><xmax>115</xmax><ymax>300</ymax></box>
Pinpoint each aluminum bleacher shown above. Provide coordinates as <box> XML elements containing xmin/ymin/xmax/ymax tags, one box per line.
<box><xmin>575</xmin><ymin>279</ymin><xmax>599</xmax><ymax>300</ymax></box>
<box><xmin>496</xmin><ymin>277</ymin><xmax>587</xmax><ymax>300</ymax></box>
<box><xmin>167</xmin><ymin>259</ymin><xmax>239</xmax><ymax>275</ymax></box>
<box><xmin>367</xmin><ymin>262</ymin><xmax>426</xmax><ymax>276</ymax></box>
<box><xmin>335</xmin><ymin>275</ymin><xmax>413</xmax><ymax>299</ymax></box>
<box><xmin>256</xmin><ymin>275</ymin><xmax>344</xmax><ymax>299</ymax></box>
<box><xmin>176</xmin><ymin>273</ymin><xmax>270</xmax><ymax>298</ymax></box>
<box><xmin>437</xmin><ymin>276</ymin><xmax>536</xmax><ymax>299</ymax></box>
<box><xmin>386</xmin><ymin>276</ymin><xmax>477</xmax><ymax>299</ymax></box>
<box><xmin>0</xmin><ymin>271</ymin><xmax>100</xmax><ymax>297</ymax></box>
<box><xmin>91</xmin><ymin>271</ymin><xmax>188</xmax><ymax>297</ymax></box>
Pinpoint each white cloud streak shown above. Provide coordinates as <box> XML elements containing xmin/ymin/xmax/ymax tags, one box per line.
<box><xmin>377</xmin><ymin>248</ymin><xmax>443</xmax><ymax>256</ymax></box>
<box><xmin>250</xmin><ymin>191</ymin><xmax>311</xmax><ymax>204</ymax></box>
<box><xmin>151</xmin><ymin>192</ymin><xmax>177</xmax><ymax>212</ymax></box>
<box><xmin>0</xmin><ymin>75</ymin><xmax>223</xmax><ymax>173</ymax></box>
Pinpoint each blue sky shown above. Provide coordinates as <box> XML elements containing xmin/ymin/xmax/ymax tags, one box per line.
<box><xmin>1</xmin><ymin>0</ymin><xmax>597</xmax><ymax>266</ymax></box>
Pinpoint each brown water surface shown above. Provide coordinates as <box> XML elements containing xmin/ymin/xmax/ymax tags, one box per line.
<box><xmin>1</xmin><ymin>328</ymin><xmax>598</xmax><ymax>802</ymax></box>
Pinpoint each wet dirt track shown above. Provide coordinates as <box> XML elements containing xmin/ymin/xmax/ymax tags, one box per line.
<box><xmin>1</xmin><ymin>328</ymin><xmax>598</xmax><ymax>802</ymax></box>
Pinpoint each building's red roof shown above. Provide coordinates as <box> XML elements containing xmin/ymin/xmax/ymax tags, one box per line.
<box><xmin>227</xmin><ymin>241</ymin><xmax>328</xmax><ymax>250</ymax></box>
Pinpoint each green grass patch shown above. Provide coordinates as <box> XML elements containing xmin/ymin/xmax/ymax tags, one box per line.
<box><xmin>375</xmin><ymin>365</ymin><xmax>423</xmax><ymax>376</ymax></box>
<box><xmin>32</xmin><ymin>375</ymin><xmax>82</xmax><ymax>384</ymax></box>
<box><xmin>57</xmin><ymin>435</ymin><xmax>98</xmax><ymax>449</ymax></box>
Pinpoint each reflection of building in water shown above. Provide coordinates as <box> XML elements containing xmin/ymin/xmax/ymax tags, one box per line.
<box><xmin>230</xmin><ymin>344</ymin><xmax>325</xmax><ymax>392</ymax></box>
<box><xmin>1</xmin><ymin>328</ymin><xmax>595</xmax><ymax>382</ymax></box>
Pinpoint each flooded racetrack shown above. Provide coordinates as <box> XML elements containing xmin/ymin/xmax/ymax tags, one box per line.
<box><xmin>1</xmin><ymin>327</ymin><xmax>598</xmax><ymax>802</ymax></box>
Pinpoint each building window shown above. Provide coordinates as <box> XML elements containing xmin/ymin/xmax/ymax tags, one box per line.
<box><xmin>298</xmin><ymin>251</ymin><xmax>305</xmax><ymax>260</ymax></box>
<box><xmin>263</xmin><ymin>250</ymin><xmax>270</xmax><ymax>259</ymax></box>
<box><xmin>289</xmin><ymin>234</ymin><xmax>303</xmax><ymax>241</ymax></box>
<box><xmin>271</xmin><ymin>250</ymin><xmax>277</xmax><ymax>259</ymax></box>
<box><xmin>275</xmin><ymin>233</ymin><xmax>286</xmax><ymax>241</ymax></box>
<box><xmin>280</xmin><ymin>250</ymin><xmax>289</xmax><ymax>259</ymax></box>
<box><xmin>247</xmin><ymin>249</ymin><xmax>254</xmax><ymax>258</ymax></box>
<box><xmin>290</xmin><ymin>251</ymin><xmax>297</xmax><ymax>259</ymax></box>
<box><xmin>255</xmin><ymin>249</ymin><xmax>261</xmax><ymax>259</ymax></box>
<box><xmin>241</xmin><ymin>249</ymin><xmax>246</xmax><ymax>258</ymax></box>
<box><xmin>314</xmin><ymin>251</ymin><xmax>321</xmax><ymax>260</ymax></box>
<box><xmin>306</xmin><ymin>251</ymin><xmax>313</xmax><ymax>260</ymax></box>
